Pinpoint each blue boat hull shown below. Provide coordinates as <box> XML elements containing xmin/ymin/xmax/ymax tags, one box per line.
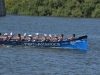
<box><xmin>0</xmin><ymin>35</ymin><xmax>88</xmax><ymax>50</ymax></box>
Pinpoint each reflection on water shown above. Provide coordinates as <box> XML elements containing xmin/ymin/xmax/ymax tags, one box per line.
<box><xmin>0</xmin><ymin>15</ymin><xmax>100</xmax><ymax>75</ymax></box>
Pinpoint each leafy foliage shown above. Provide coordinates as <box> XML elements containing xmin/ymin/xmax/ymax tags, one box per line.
<box><xmin>5</xmin><ymin>0</ymin><xmax>100</xmax><ymax>17</ymax></box>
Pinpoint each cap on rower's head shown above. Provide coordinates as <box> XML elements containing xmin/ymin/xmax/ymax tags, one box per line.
<box><xmin>28</xmin><ymin>35</ymin><xmax>32</xmax><ymax>37</ymax></box>
<box><xmin>10</xmin><ymin>32</ymin><xmax>12</xmax><ymax>35</ymax></box>
<box><xmin>44</xmin><ymin>34</ymin><xmax>47</xmax><ymax>36</ymax></box>
<box><xmin>4</xmin><ymin>33</ymin><xmax>8</xmax><ymax>35</ymax></box>
<box><xmin>24</xmin><ymin>33</ymin><xmax>26</xmax><ymax>36</ymax></box>
<box><xmin>36</xmin><ymin>33</ymin><xmax>39</xmax><ymax>35</ymax></box>
<box><xmin>49</xmin><ymin>34</ymin><xmax>52</xmax><ymax>37</ymax></box>
<box><xmin>54</xmin><ymin>35</ymin><xmax>57</xmax><ymax>37</ymax></box>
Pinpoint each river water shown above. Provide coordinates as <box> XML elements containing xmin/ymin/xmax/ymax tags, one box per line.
<box><xmin>0</xmin><ymin>15</ymin><xmax>100</xmax><ymax>75</ymax></box>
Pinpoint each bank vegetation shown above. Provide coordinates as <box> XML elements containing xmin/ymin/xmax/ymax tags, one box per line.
<box><xmin>5</xmin><ymin>0</ymin><xmax>100</xmax><ymax>17</ymax></box>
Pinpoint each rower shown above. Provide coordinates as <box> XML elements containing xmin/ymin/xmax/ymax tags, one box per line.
<box><xmin>12</xmin><ymin>34</ymin><xmax>21</xmax><ymax>41</ymax></box>
<box><xmin>8</xmin><ymin>32</ymin><xmax>13</xmax><ymax>40</ymax></box>
<box><xmin>42</xmin><ymin>34</ymin><xmax>47</xmax><ymax>41</ymax></box>
<box><xmin>21</xmin><ymin>33</ymin><xmax>26</xmax><ymax>41</ymax></box>
<box><xmin>3</xmin><ymin>33</ymin><xmax>9</xmax><ymax>41</ymax></box>
<box><xmin>33</xmin><ymin>33</ymin><xmax>39</xmax><ymax>41</ymax></box>
<box><xmin>0</xmin><ymin>33</ymin><xmax>1</xmax><ymax>36</ymax></box>
<box><xmin>0</xmin><ymin>33</ymin><xmax>3</xmax><ymax>41</ymax></box>
<box><xmin>58</xmin><ymin>34</ymin><xmax>64</xmax><ymax>41</ymax></box>
<box><xmin>17</xmin><ymin>34</ymin><xmax>21</xmax><ymax>41</ymax></box>
<box><xmin>52</xmin><ymin>35</ymin><xmax>58</xmax><ymax>42</ymax></box>
<box><xmin>66</xmin><ymin>34</ymin><xmax>75</xmax><ymax>40</ymax></box>
<box><xmin>28</xmin><ymin>35</ymin><xmax>33</xmax><ymax>41</ymax></box>
<box><xmin>47</xmin><ymin>34</ymin><xmax>52</xmax><ymax>41</ymax></box>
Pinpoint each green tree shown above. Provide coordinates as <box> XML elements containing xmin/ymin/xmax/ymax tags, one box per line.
<box><xmin>71</xmin><ymin>8</ymin><xmax>82</xmax><ymax>17</ymax></box>
<box><xmin>92</xmin><ymin>4</ymin><xmax>100</xmax><ymax>17</ymax></box>
<box><xmin>5</xmin><ymin>0</ymin><xmax>100</xmax><ymax>17</ymax></box>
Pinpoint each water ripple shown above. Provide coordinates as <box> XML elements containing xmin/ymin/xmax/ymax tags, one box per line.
<box><xmin>0</xmin><ymin>15</ymin><xmax>100</xmax><ymax>75</ymax></box>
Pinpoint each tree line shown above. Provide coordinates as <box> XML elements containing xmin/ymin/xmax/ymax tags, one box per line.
<box><xmin>5</xmin><ymin>0</ymin><xmax>100</xmax><ymax>17</ymax></box>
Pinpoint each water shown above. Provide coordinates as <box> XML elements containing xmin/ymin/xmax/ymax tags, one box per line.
<box><xmin>0</xmin><ymin>15</ymin><xmax>100</xmax><ymax>75</ymax></box>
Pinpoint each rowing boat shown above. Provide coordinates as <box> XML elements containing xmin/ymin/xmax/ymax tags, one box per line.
<box><xmin>0</xmin><ymin>35</ymin><xmax>88</xmax><ymax>50</ymax></box>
